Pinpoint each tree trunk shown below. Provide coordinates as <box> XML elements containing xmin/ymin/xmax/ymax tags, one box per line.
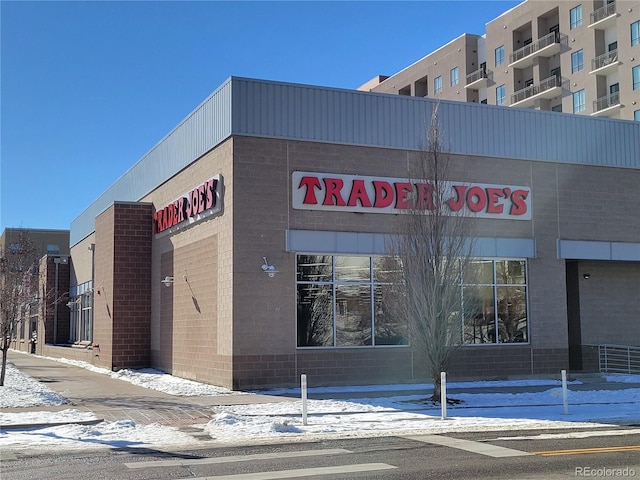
<box><xmin>430</xmin><ymin>373</ymin><xmax>441</xmax><ymax>403</ymax></box>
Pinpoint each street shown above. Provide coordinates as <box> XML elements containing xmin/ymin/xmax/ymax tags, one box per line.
<box><xmin>2</xmin><ymin>427</ymin><xmax>639</xmax><ymax>480</ymax></box>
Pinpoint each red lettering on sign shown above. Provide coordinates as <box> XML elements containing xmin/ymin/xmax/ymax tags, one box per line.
<box><xmin>394</xmin><ymin>182</ymin><xmax>413</xmax><ymax>209</ymax></box>
<box><xmin>415</xmin><ymin>182</ymin><xmax>435</xmax><ymax>210</ymax></box>
<box><xmin>323</xmin><ymin>178</ymin><xmax>346</xmax><ymax>206</ymax></box>
<box><xmin>466</xmin><ymin>186</ymin><xmax>487</xmax><ymax>213</ymax></box>
<box><xmin>299</xmin><ymin>176</ymin><xmax>321</xmax><ymax>204</ymax></box>
<box><xmin>347</xmin><ymin>179</ymin><xmax>372</xmax><ymax>207</ymax></box>
<box><xmin>373</xmin><ymin>181</ymin><xmax>394</xmax><ymax>208</ymax></box>
<box><xmin>510</xmin><ymin>190</ymin><xmax>529</xmax><ymax>215</ymax></box>
<box><xmin>485</xmin><ymin>188</ymin><xmax>505</xmax><ymax>214</ymax></box>
<box><xmin>446</xmin><ymin>185</ymin><xmax>467</xmax><ymax>211</ymax></box>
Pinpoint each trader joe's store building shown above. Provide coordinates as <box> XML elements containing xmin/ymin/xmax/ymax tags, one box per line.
<box><xmin>28</xmin><ymin>78</ymin><xmax>640</xmax><ymax>389</ymax></box>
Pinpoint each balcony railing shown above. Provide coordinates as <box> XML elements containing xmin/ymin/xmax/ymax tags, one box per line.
<box><xmin>590</xmin><ymin>1</ymin><xmax>616</xmax><ymax>25</ymax></box>
<box><xmin>466</xmin><ymin>67</ymin><xmax>489</xmax><ymax>85</ymax></box>
<box><xmin>591</xmin><ymin>49</ymin><xmax>618</xmax><ymax>71</ymax></box>
<box><xmin>511</xmin><ymin>75</ymin><xmax>561</xmax><ymax>104</ymax></box>
<box><xmin>593</xmin><ymin>91</ymin><xmax>620</xmax><ymax>113</ymax></box>
<box><xmin>509</xmin><ymin>31</ymin><xmax>562</xmax><ymax>64</ymax></box>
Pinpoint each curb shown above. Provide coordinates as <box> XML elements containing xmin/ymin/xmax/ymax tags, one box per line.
<box><xmin>0</xmin><ymin>418</ymin><xmax>104</xmax><ymax>431</ymax></box>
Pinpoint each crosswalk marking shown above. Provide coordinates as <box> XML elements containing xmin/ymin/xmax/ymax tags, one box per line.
<box><xmin>533</xmin><ymin>445</ymin><xmax>640</xmax><ymax>456</ymax></box>
<box><xmin>178</xmin><ymin>463</ymin><xmax>397</xmax><ymax>479</ymax></box>
<box><xmin>124</xmin><ymin>448</ymin><xmax>352</xmax><ymax>469</ymax></box>
<box><xmin>404</xmin><ymin>434</ymin><xmax>531</xmax><ymax>457</ymax></box>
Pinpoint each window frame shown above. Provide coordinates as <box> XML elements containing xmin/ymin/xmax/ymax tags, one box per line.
<box><xmin>633</xmin><ymin>65</ymin><xmax>640</xmax><ymax>90</ymax></box>
<box><xmin>571</xmin><ymin>49</ymin><xmax>584</xmax><ymax>73</ymax></box>
<box><xmin>496</xmin><ymin>84</ymin><xmax>506</xmax><ymax>105</ymax></box>
<box><xmin>631</xmin><ymin>20</ymin><xmax>640</xmax><ymax>46</ymax></box>
<box><xmin>634</xmin><ymin>109</ymin><xmax>640</xmax><ymax>121</ymax></box>
<box><xmin>450</xmin><ymin>66</ymin><xmax>459</xmax><ymax>86</ymax></box>
<box><xmin>434</xmin><ymin>75</ymin><xmax>443</xmax><ymax>94</ymax></box>
<box><xmin>570</xmin><ymin>5</ymin><xmax>583</xmax><ymax>30</ymax></box>
<box><xmin>495</xmin><ymin>45</ymin><xmax>505</xmax><ymax>66</ymax></box>
<box><xmin>573</xmin><ymin>89</ymin><xmax>586</xmax><ymax>112</ymax></box>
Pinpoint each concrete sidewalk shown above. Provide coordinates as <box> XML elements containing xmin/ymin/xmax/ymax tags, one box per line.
<box><xmin>2</xmin><ymin>351</ymin><xmax>295</xmax><ymax>428</ymax></box>
<box><xmin>3</xmin><ymin>351</ymin><xmax>639</xmax><ymax>428</ymax></box>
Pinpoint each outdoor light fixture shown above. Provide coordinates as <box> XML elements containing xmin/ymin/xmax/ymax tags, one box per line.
<box><xmin>261</xmin><ymin>257</ymin><xmax>279</xmax><ymax>278</ymax></box>
<box><xmin>161</xmin><ymin>276</ymin><xmax>174</xmax><ymax>287</ymax></box>
<box><xmin>583</xmin><ymin>273</ymin><xmax>591</xmax><ymax>279</ymax></box>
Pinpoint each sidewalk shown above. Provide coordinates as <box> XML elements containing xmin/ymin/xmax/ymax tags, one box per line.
<box><xmin>2</xmin><ymin>351</ymin><xmax>296</xmax><ymax>428</ymax></box>
<box><xmin>3</xmin><ymin>351</ymin><xmax>640</xmax><ymax>429</ymax></box>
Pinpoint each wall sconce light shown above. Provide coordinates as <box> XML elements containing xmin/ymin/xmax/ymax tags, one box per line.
<box><xmin>261</xmin><ymin>257</ymin><xmax>279</xmax><ymax>278</ymax></box>
<box><xmin>161</xmin><ymin>276</ymin><xmax>174</xmax><ymax>287</ymax></box>
<box><xmin>583</xmin><ymin>273</ymin><xmax>591</xmax><ymax>279</ymax></box>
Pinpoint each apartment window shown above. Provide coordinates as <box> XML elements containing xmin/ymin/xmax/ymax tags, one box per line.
<box><xmin>552</xmin><ymin>104</ymin><xmax>563</xmax><ymax>112</ymax></box>
<box><xmin>632</xmin><ymin>20</ymin><xmax>640</xmax><ymax>46</ymax></box>
<box><xmin>634</xmin><ymin>66</ymin><xmax>640</xmax><ymax>90</ymax></box>
<box><xmin>495</xmin><ymin>45</ymin><xmax>505</xmax><ymax>66</ymax></box>
<box><xmin>573</xmin><ymin>89</ymin><xmax>586</xmax><ymax>112</ymax></box>
<box><xmin>635</xmin><ymin>110</ymin><xmax>640</xmax><ymax>121</ymax></box>
<box><xmin>496</xmin><ymin>84</ymin><xmax>506</xmax><ymax>105</ymax></box>
<box><xmin>570</xmin><ymin>5</ymin><xmax>582</xmax><ymax>29</ymax></box>
<box><xmin>450</xmin><ymin>67</ymin><xmax>459</xmax><ymax>86</ymax></box>
<box><xmin>571</xmin><ymin>49</ymin><xmax>584</xmax><ymax>73</ymax></box>
<box><xmin>296</xmin><ymin>255</ymin><xmax>408</xmax><ymax>347</ymax></box>
<box><xmin>610</xmin><ymin>83</ymin><xmax>619</xmax><ymax>94</ymax></box>
<box><xmin>434</xmin><ymin>75</ymin><xmax>443</xmax><ymax>94</ymax></box>
<box><xmin>462</xmin><ymin>260</ymin><xmax>529</xmax><ymax>345</ymax></box>
<box><xmin>480</xmin><ymin>99</ymin><xmax>488</xmax><ymax>104</ymax></box>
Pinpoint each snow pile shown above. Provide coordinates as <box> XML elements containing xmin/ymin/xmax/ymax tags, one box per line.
<box><xmin>0</xmin><ymin>363</ymin><xmax>67</xmax><ymax>408</ymax></box>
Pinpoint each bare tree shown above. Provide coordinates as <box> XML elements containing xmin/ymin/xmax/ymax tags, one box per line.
<box><xmin>389</xmin><ymin>105</ymin><xmax>476</xmax><ymax>402</ymax></box>
<box><xmin>0</xmin><ymin>231</ymin><xmax>40</xmax><ymax>386</ymax></box>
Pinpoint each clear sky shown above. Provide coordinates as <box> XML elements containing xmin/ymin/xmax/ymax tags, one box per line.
<box><xmin>0</xmin><ymin>0</ymin><xmax>520</xmax><ymax>235</ymax></box>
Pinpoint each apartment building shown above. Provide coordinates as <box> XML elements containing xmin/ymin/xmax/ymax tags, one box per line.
<box><xmin>363</xmin><ymin>0</ymin><xmax>640</xmax><ymax>120</ymax></box>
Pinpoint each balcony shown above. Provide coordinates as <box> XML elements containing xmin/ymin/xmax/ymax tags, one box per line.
<box><xmin>591</xmin><ymin>91</ymin><xmax>621</xmax><ymax>117</ymax></box>
<box><xmin>590</xmin><ymin>49</ymin><xmax>619</xmax><ymax>75</ymax></box>
<box><xmin>465</xmin><ymin>67</ymin><xmax>491</xmax><ymax>90</ymax></box>
<box><xmin>509</xmin><ymin>31</ymin><xmax>566</xmax><ymax>69</ymax></box>
<box><xmin>589</xmin><ymin>1</ymin><xmax>618</xmax><ymax>29</ymax></box>
<box><xmin>510</xmin><ymin>75</ymin><xmax>563</xmax><ymax>108</ymax></box>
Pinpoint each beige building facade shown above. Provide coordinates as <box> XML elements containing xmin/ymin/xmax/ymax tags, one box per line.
<box><xmin>23</xmin><ymin>77</ymin><xmax>640</xmax><ymax>390</ymax></box>
<box><xmin>364</xmin><ymin>0</ymin><xmax>640</xmax><ymax>120</ymax></box>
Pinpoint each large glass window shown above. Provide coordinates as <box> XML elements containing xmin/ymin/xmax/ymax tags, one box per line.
<box><xmin>571</xmin><ymin>49</ymin><xmax>583</xmax><ymax>73</ymax></box>
<box><xmin>631</xmin><ymin>20</ymin><xmax>640</xmax><ymax>46</ymax></box>
<box><xmin>633</xmin><ymin>66</ymin><xmax>640</xmax><ymax>90</ymax></box>
<box><xmin>635</xmin><ymin>109</ymin><xmax>640</xmax><ymax>121</ymax></box>
<box><xmin>570</xmin><ymin>5</ymin><xmax>582</xmax><ymax>29</ymax></box>
<box><xmin>573</xmin><ymin>89</ymin><xmax>586</xmax><ymax>112</ymax></box>
<box><xmin>450</xmin><ymin>67</ymin><xmax>459</xmax><ymax>86</ymax></box>
<box><xmin>68</xmin><ymin>281</ymin><xmax>93</xmax><ymax>343</ymax></box>
<box><xmin>496</xmin><ymin>84</ymin><xmax>506</xmax><ymax>105</ymax></box>
<box><xmin>297</xmin><ymin>255</ymin><xmax>407</xmax><ymax>347</ymax></box>
<box><xmin>434</xmin><ymin>75</ymin><xmax>443</xmax><ymax>94</ymax></box>
<box><xmin>495</xmin><ymin>45</ymin><xmax>505</xmax><ymax>66</ymax></box>
<box><xmin>463</xmin><ymin>260</ymin><xmax>528</xmax><ymax>344</ymax></box>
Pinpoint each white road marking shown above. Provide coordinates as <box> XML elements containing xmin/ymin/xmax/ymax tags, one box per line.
<box><xmin>179</xmin><ymin>463</ymin><xmax>397</xmax><ymax>479</ymax></box>
<box><xmin>404</xmin><ymin>434</ymin><xmax>531</xmax><ymax>457</ymax></box>
<box><xmin>125</xmin><ymin>448</ymin><xmax>351</xmax><ymax>469</ymax></box>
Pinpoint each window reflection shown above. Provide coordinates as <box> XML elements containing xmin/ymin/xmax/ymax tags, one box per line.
<box><xmin>336</xmin><ymin>284</ymin><xmax>372</xmax><ymax>346</ymax></box>
<box><xmin>297</xmin><ymin>284</ymin><xmax>334</xmax><ymax>347</ymax></box>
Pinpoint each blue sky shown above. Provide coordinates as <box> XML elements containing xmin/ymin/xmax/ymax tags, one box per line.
<box><xmin>0</xmin><ymin>0</ymin><xmax>520</xmax><ymax>234</ymax></box>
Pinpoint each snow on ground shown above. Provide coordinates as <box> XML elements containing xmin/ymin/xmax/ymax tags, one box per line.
<box><xmin>1</xmin><ymin>357</ymin><xmax>640</xmax><ymax>452</ymax></box>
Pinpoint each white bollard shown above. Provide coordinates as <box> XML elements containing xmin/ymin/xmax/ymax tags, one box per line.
<box><xmin>561</xmin><ymin>369</ymin><xmax>569</xmax><ymax>415</ymax></box>
<box><xmin>301</xmin><ymin>374</ymin><xmax>308</xmax><ymax>425</ymax></box>
<box><xmin>440</xmin><ymin>371</ymin><xmax>447</xmax><ymax>420</ymax></box>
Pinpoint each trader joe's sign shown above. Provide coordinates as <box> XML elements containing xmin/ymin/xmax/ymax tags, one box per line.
<box><xmin>153</xmin><ymin>175</ymin><xmax>223</xmax><ymax>234</ymax></box>
<box><xmin>292</xmin><ymin>172</ymin><xmax>531</xmax><ymax>220</ymax></box>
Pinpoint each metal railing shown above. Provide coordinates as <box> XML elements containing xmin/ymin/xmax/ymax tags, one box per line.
<box><xmin>599</xmin><ymin>344</ymin><xmax>640</xmax><ymax>374</ymax></box>
<box><xmin>511</xmin><ymin>75</ymin><xmax>561</xmax><ymax>104</ymax></box>
<box><xmin>591</xmin><ymin>49</ymin><xmax>618</xmax><ymax>71</ymax></box>
<box><xmin>590</xmin><ymin>1</ymin><xmax>616</xmax><ymax>24</ymax></box>
<box><xmin>510</xmin><ymin>31</ymin><xmax>561</xmax><ymax>64</ymax></box>
<box><xmin>466</xmin><ymin>67</ymin><xmax>489</xmax><ymax>85</ymax></box>
<box><xmin>593</xmin><ymin>91</ymin><xmax>620</xmax><ymax>112</ymax></box>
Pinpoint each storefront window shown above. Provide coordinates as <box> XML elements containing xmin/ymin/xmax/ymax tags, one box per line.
<box><xmin>463</xmin><ymin>259</ymin><xmax>528</xmax><ymax>344</ymax></box>
<box><xmin>69</xmin><ymin>281</ymin><xmax>93</xmax><ymax>343</ymax></box>
<box><xmin>297</xmin><ymin>255</ymin><xmax>408</xmax><ymax>347</ymax></box>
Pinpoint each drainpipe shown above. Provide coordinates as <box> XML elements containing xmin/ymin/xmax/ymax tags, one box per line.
<box><xmin>53</xmin><ymin>257</ymin><xmax>62</xmax><ymax>343</ymax></box>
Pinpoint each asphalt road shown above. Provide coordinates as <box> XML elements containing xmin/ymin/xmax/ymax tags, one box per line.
<box><xmin>2</xmin><ymin>427</ymin><xmax>640</xmax><ymax>480</ymax></box>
